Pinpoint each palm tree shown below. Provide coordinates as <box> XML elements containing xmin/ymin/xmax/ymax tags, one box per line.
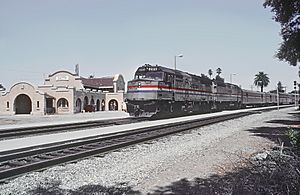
<box><xmin>254</xmin><ymin>72</ymin><xmax>270</xmax><ymax>92</ymax></box>
<box><xmin>216</xmin><ymin>68</ymin><xmax>222</xmax><ymax>76</ymax></box>
<box><xmin>208</xmin><ymin>69</ymin><xmax>213</xmax><ymax>79</ymax></box>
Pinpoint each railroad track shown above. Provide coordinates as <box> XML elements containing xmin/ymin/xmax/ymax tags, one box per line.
<box><xmin>0</xmin><ymin>110</ymin><xmax>260</xmax><ymax>182</ymax></box>
<box><xmin>0</xmin><ymin>105</ymin><xmax>292</xmax><ymax>140</ymax></box>
<box><xmin>0</xmin><ymin>117</ymin><xmax>148</xmax><ymax>140</ymax></box>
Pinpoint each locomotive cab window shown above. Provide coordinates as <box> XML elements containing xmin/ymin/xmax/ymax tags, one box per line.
<box><xmin>135</xmin><ymin>72</ymin><xmax>164</xmax><ymax>81</ymax></box>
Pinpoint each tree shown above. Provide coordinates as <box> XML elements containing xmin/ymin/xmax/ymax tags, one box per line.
<box><xmin>254</xmin><ymin>72</ymin><xmax>270</xmax><ymax>92</ymax></box>
<box><xmin>216</xmin><ymin>68</ymin><xmax>222</xmax><ymax>76</ymax></box>
<box><xmin>0</xmin><ymin>83</ymin><xmax>5</xmax><ymax>91</ymax></box>
<box><xmin>208</xmin><ymin>69</ymin><xmax>213</xmax><ymax>79</ymax></box>
<box><xmin>263</xmin><ymin>0</ymin><xmax>300</xmax><ymax>66</ymax></box>
<box><xmin>277</xmin><ymin>81</ymin><xmax>284</xmax><ymax>92</ymax></box>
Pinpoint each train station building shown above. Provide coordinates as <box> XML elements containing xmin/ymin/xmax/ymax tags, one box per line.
<box><xmin>0</xmin><ymin>69</ymin><xmax>125</xmax><ymax>115</ymax></box>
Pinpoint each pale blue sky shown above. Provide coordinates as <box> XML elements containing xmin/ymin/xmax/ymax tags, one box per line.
<box><xmin>0</xmin><ymin>0</ymin><xmax>298</xmax><ymax>91</ymax></box>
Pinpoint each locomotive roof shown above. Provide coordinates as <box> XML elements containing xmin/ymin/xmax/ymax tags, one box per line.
<box><xmin>137</xmin><ymin>64</ymin><xmax>213</xmax><ymax>84</ymax></box>
<box><xmin>137</xmin><ymin>64</ymin><xmax>175</xmax><ymax>74</ymax></box>
<box><xmin>138</xmin><ymin>64</ymin><xmax>201</xmax><ymax>77</ymax></box>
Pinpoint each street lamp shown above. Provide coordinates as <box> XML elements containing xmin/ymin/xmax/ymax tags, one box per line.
<box><xmin>174</xmin><ymin>54</ymin><xmax>183</xmax><ymax>71</ymax></box>
<box><xmin>294</xmin><ymin>80</ymin><xmax>297</xmax><ymax>109</ymax></box>
<box><xmin>173</xmin><ymin>54</ymin><xmax>183</xmax><ymax>102</ymax></box>
<box><xmin>230</xmin><ymin>73</ymin><xmax>236</xmax><ymax>84</ymax></box>
<box><xmin>277</xmin><ymin>85</ymin><xmax>279</xmax><ymax>110</ymax></box>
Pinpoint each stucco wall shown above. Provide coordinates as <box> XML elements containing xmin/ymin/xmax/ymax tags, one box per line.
<box><xmin>0</xmin><ymin>82</ymin><xmax>45</xmax><ymax>115</ymax></box>
<box><xmin>39</xmin><ymin>85</ymin><xmax>75</xmax><ymax>114</ymax></box>
<box><xmin>114</xmin><ymin>74</ymin><xmax>125</xmax><ymax>92</ymax></box>
<box><xmin>0</xmin><ymin>71</ymin><xmax>126</xmax><ymax>115</ymax></box>
<box><xmin>44</xmin><ymin>71</ymin><xmax>83</xmax><ymax>89</ymax></box>
<box><xmin>105</xmin><ymin>92</ymin><xmax>124</xmax><ymax>111</ymax></box>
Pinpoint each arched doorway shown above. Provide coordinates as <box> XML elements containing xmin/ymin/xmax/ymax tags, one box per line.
<box><xmin>96</xmin><ymin>99</ymin><xmax>100</xmax><ymax>111</ymax></box>
<box><xmin>14</xmin><ymin>94</ymin><xmax>32</xmax><ymax>114</ymax></box>
<box><xmin>101</xmin><ymin>100</ymin><xmax>105</xmax><ymax>111</ymax></box>
<box><xmin>76</xmin><ymin>98</ymin><xmax>82</xmax><ymax>113</ymax></box>
<box><xmin>108</xmin><ymin>99</ymin><xmax>118</xmax><ymax>111</ymax></box>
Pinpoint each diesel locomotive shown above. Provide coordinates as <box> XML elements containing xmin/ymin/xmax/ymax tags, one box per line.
<box><xmin>126</xmin><ymin>64</ymin><xmax>295</xmax><ymax>117</ymax></box>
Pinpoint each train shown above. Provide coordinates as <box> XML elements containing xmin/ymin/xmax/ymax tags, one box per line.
<box><xmin>126</xmin><ymin>64</ymin><xmax>296</xmax><ymax>117</ymax></box>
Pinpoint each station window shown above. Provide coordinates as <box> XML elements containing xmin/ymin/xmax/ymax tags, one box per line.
<box><xmin>6</xmin><ymin>101</ymin><xmax>9</xmax><ymax>108</ymax></box>
<box><xmin>37</xmin><ymin>101</ymin><xmax>40</xmax><ymax>108</ymax></box>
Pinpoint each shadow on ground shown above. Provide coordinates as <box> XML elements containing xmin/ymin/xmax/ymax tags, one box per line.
<box><xmin>267</xmin><ymin>119</ymin><xmax>300</xmax><ymax>126</ymax></box>
<box><xmin>288</xmin><ymin>111</ymin><xmax>300</xmax><ymax>116</ymax></box>
<box><xmin>148</xmin><ymin>162</ymin><xmax>300</xmax><ymax>195</ymax></box>
<box><xmin>27</xmin><ymin>115</ymin><xmax>300</xmax><ymax>195</ymax></box>
<box><xmin>28</xmin><ymin>182</ymin><xmax>141</xmax><ymax>195</ymax></box>
<box><xmin>246</xmin><ymin>114</ymin><xmax>300</xmax><ymax>147</ymax></box>
<box><xmin>147</xmin><ymin>116</ymin><xmax>300</xmax><ymax>194</ymax></box>
<box><xmin>247</xmin><ymin>126</ymin><xmax>292</xmax><ymax>147</ymax></box>
<box><xmin>267</xmin><ymin>110</ymin><xmax>300</xmax><ymax>126</ymax></box>
<box><xmin>28</xmin><ymin>152</ymin><xmax>300</xmax><ymax>195</ymax></box>
<box><xmin>28</xmin><ymin>167</ymin><xmax>300</xmax><ymax>195</ymax></box>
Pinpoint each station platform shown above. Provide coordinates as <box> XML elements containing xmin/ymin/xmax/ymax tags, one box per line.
<box><xmin>0</xmin><ymin>106</ymin><xmax>293</xmax><ymax>154</ymax></box>
<box><xmin>0</xmin><ymin>111</ymin><xmax>130</xmax><ymax>130</ymax></box>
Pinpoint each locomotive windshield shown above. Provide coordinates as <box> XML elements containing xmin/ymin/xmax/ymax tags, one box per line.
<box><xmin>134</xmin><ymin>71</ymin><xmax>164</xmax><ymax>81</ymax></box>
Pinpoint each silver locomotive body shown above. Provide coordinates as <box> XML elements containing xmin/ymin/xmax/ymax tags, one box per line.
<box><xmin>127</xmin><ymin>64</ymin><xmax>217</xmax><ymax>117</ymax></box>
<box><xmin>126</xmin><ymin>65</ymin><xmax>173</xmax><ymax>117</ymax></box>
<box><xmin>127</xmin><ymin>64</ymin><xmax>295</xmax><ymax>117</ymax></box>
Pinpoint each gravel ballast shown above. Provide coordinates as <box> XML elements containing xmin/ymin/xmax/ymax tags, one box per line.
<box><xmin>0</xmin><ymin>107</ymin><xmax>295</xmax><ymax>194</ymax></box>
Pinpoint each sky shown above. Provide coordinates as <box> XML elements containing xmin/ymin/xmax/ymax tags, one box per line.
<box><xmin>0</xmin><ymin>0</ymin><xmax>298</xmax><ymax>92</ymax></box>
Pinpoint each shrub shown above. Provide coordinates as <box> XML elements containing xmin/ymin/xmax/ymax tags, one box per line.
<box><xmin>287</xmin><ymin>128</ymin><xmax>300</xmax><ymax>149</ymax></box>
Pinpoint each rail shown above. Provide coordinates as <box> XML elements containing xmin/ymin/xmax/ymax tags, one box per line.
<box><xmin>0</xmin><ymin>110</ymin><xmax>268</xmax><ymax>182</ymax></box>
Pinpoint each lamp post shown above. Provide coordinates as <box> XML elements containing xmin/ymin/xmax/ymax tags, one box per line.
<box><xmin>174</xmin><ymin>54</ymin><xmax>183</xmax><ymax>71</ymax></box>
<box><xmin>294</xmin><ymin>81</ymin><xmax>297</xmax><ymax>109</ymax></box>
<box><xmin>173</xmin><ymin>54</ymin><xmax>183</xmax><ymax>101</ymax></box>
<box><xmin>277</xmin><ymin>86</ymin><xmax>279</xmax><ymax>110</ymax></box>
<box><xmin>230</xmin><ymin>73</ymin><xmax>236</xmax><ymax>84</ymax></box>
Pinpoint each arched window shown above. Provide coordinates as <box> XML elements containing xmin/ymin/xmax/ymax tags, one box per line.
<box><xmin>57</xmin><ymin>98</ymin><xmax>69</xmax><ymax>108</ymax></box>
